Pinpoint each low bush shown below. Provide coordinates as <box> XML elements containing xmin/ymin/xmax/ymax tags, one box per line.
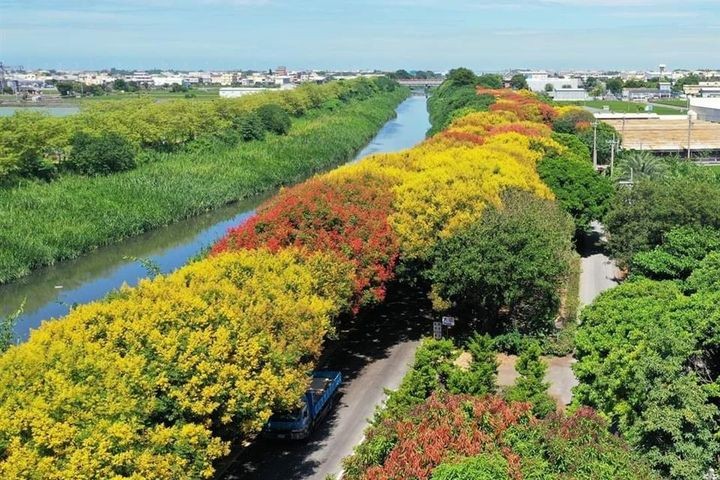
<box><xmin>256</xmin><ymin>103</ymin><xmax>292</xmax><ymax>135</ymax></box>
<box><xmin>67</xmin><ymin>131</ymin><xmax>137</xmax><ymax>175</ymax></box>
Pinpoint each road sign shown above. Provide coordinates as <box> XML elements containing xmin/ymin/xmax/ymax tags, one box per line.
<box><xmin>441</xmin><ymin>316</ymin><xmax>456</xmax><ymax>327</ymax></box>
<box><xmin>432</xmin><ymin>321</ymin><xmax>442</xmax><ymax>340</ymax></box>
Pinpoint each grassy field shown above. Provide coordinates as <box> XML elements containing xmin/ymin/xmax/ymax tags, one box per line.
<box><xmin>0</xmin><ymin>89</ymin><xmax>409</xmax><ymax>284</ymax></box>
<box><xmin>568</xmin><ymin>99</ymin><xmax>686</xmax><ymax>115</ymax></box>
<box><xmin>649</xmin><ymin>98</ymin><xmax>689</xmax><ymax>108</ymax></box>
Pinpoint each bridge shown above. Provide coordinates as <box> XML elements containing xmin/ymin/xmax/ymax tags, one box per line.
<box><xmin>397</xmin><ymin>79</ymin><xmax>444</xmax><ymax>88</ymax></box>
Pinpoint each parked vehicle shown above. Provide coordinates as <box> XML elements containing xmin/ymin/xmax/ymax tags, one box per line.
<box><xmin>263</xmin><ymin>371</ymin><xmax>342</xmax><ymax>440</ymax></box>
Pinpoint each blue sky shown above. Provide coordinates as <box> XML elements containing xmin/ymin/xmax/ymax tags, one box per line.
<box><xmin>1</xmin><ymin>0</ymin><xmax>718</xmax><ymax>71</ymax></box>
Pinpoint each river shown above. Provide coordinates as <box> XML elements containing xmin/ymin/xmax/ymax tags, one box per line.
<box><xmin>0</xmin><ymin>106</ymin><xmax>80</xmax><ymax>117</ymax></box>
<box><xmin>1</xmin><ymin>95</ymin><xmax>430</xmax><ymax>341</ymax></box>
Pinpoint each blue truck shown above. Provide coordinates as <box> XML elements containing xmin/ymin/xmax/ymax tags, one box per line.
<box><xmin>263</xmin><ymin>371</ymin><xmax>342</xmax><ymax>440</ymax></box>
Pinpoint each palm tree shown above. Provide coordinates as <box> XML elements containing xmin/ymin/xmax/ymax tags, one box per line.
<box><xmin>614</xmin><ymin>150</ymin><xmax>668</xmax><ymax>182</ymax></box>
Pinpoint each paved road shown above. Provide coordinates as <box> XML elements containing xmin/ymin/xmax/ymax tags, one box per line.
<box><xmin>222</xmin><ymin>286</ymin><xmax>430</xmax><ymax>480</ymax></box>
<box><xmin>497</xmin><ymin>222</ymin><xmax>618</xmax><ymax>408</ymax></box>
<box><xmin>579</xmin><ymin>222</ymin><xmax>619</xmax><ymax>307</ymax></box>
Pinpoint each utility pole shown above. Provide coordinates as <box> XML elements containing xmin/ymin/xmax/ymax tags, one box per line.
<box><xmin>687</xmin><ymin>112</ymin><xmax>693</xmax><ymax>160</ymax></box>
<box><xmin>592</xmin><ymin>120</ymin><xmax>598</xmax><ymax>169</ymax></box>
<box><xmin>607</xmin><ymin>134</ymin><xmax>618</xmax><ymax>177</ymax></box>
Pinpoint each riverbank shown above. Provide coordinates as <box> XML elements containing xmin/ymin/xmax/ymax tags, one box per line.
<box><xmin>1</xmin><ymin>95</ymin><xmax>428</xmax><ymax>340</ymax></box>
<box><xmin>0</xmin><ymin>88</ymin><xmax>409</xmax><ymax>284</ymax></box>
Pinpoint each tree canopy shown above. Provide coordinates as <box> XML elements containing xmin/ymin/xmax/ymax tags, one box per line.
<box><xmin>428</xmin><ymin>190</ymin><xmax>574</xmax><ymax>333</ymax></box>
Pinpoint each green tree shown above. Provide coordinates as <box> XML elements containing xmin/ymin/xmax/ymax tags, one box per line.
<box><xmin>544</xmin><ymin>83</ymin><xmax>554</xmax><ymax>92</ymax></box>
<box><xmin>509</xmin><ymin>74</ymin><xmax>529</xmax><ymax>90</ymax></box>
<box><xmin>256</xmin><ymin>103</ymin><xmax>292</xmax><ymax>135</ymax></box>
<box><xmin>605</xmin><ymin>177</ymin><xmax>720</xmax><ymax>266</ymax></box>
<box><xmin>237</xmin><ymin>112</ymin><xmax>266</xmax><ymax>141</ymax></box>
<box><xmin>686</xmin><ymin>251</ymin><xmax>720</xmax><ymax>293</ymax></box>
<box><xmin>432</xmin><ymin>454</ymin><xmax>510</xmax><ymax>480</ymax></box>
<box><xmin>427</xmin><ymin>84</ymin><xmax>495</xmax><ymax>134</ymax></box>
<box><xmin>614</xmin><ymin>150</ymin><xmax>668</xmax><ymax>182</ymax></box>
<box><xmin>537</xmin><ymin>154</ymin><xmax>615</xmax><ymax>232</ymax></box>
<box><xmin>55</xmin><ymin>80</ymin><xmax>79</xmax><ymax>97</ymax></box>
<box><xmin>476</xmin><ymin>73</ymin><xmax>503</xmax><ymax>89</ymax></box>
<box><xmin>606</xmin><ymin>77</ymin><xmax>624</xmax><ymax>96</ymax></box>
<box><xmin>576</xmin><ymin>121</ymin><xmax>618</xmax><ymax>164</ymax></box>
<box><xmin>631</xmin><ymin>226</ymin><xmax>720</xmax><ymax>280</ymax></box>
<box><xmin>67</xmin><ymin>132</ymin><xmax>137</xmax><ymax>175</ymax></box>
<box><xmin>428</xmin><ymin>190</ymin><xmax>574</xmax><ymax>333</ymax></box>
<box><xmin>573</xmin><ymin>279</ymin><xmax>720</xmax><ymax>479</ymax></box>
<box><xmin>447</xmin><ymin>333</ymin><xmax>498</xmax><ymax>395</ymax></box>
<box><xmin>445</xmin><ymin>67</ymin><xmax>478</xmax><ymax>87</ymax></box>
<box><xmin>583</xmin><ymin>76</ymin><xmax>598</xmax><ymax>91</ymax></box>
<box><xmin>505</xmin><ymin>342</ymin><xmax>556</xmax><ymax>417</ymax></box>
<box><xmin>673</xmin><ymin>73</ymin><xmax>700</xmax><ymax>94</ymax></box>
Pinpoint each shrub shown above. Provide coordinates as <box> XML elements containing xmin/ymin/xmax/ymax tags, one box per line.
<box><xmin>504</xmin><ymin>341</ymin><xmax>556</xmax><ymax>417</ymax></box>
<box><xmin>552</xmin><ymin>108</ymin><xmax>594</xmax><ymax>134</ymax></box>
<box><xmin>236</xmin><ymin>112</ymin><xmax>266</xmax><ymax>141</ymax></box>
<box><xmin>67</xmin><ymin>131</ymin><xmax>137</xmax><ymax>175</ymax></box>
<box><xmin>256</xmin><ymin>103</ymin><xmax>292</xmax><ymax>135</ymax></box>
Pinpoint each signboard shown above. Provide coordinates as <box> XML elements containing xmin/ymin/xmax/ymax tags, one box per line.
<box><xmin>432</xmin><ymin>321</ymin><xmax>443</xmax><ymax>340</ymax></box>
<box><xmin>441</xmin><ymin>316</ymin><xmax>456</xmax><ymax>327</ymax></box>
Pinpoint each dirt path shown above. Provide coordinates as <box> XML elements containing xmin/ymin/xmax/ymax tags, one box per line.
<box><xmin>496</xmin><ymin>354</ymin><xmax>577</xmax><ymax>410</ymax></box>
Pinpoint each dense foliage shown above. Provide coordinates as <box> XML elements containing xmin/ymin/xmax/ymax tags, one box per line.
<box><xmin>428</xmin><ymin>190</ymin><xmax>574</xmax><ymax>334</ymax></box>
<box><xmin>67</xmin><ymin>131</ymin><xmax>137</xmax><ymax>176</ymax></box>
<box><xmin>0</xmin><ymin>89</ymin><xmax>408</xmax><ymax>284</ymax></box>
<box><xmin>537</xmin><ymin>153</ymin><xmax>614</xmax><ymax>232</ymax></box>
<box><xmin>426</xmin><ymin>69</ymin><xmax>498</xmax><ymax>134</ymax></box>
<box><xmin>212</xmin><ymin>173</ymin><xmax>399</xmax><ymax>310</ymax></box>
<box><xmin>573</xmin><ymin>277</ymin><xmax>720</xmax><ymax>479</ymax></box>
<box><xmin>0</xmin><ymin>80</ymin><xmax>629</xmax><ymax>478</ymax></box>
<box><xmin>0</xmin><ymin>77</ymin><xmax>400</xmax><ymax>183</ymax></box>
<box><xmin>605</xmin><ymin>176</ymin><xmax>720</xmax><ymax>266</ymax></box>
<box><xmin>0</xmin><ymin>249</ymin><xmax>353</xmax><ymax>479</ymax></box>
<box><xmin>345</xmin><ymin>391</ymin><xmax>656</xmax><ymax>480</ymax></box>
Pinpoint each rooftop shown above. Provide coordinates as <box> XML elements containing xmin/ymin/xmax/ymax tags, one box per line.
<box><xmin>601</xmin><ymin>117</ymin><xmax>720</xmax><ymax>152</ymax></box>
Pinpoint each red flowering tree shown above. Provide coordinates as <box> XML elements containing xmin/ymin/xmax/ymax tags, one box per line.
<box><xmin>212</xmin><ymin>171</ymin><xmax>399</xmax><ymax>310</ymax></box>
<box><xmin>362</xmin><ymin>394</ymin><xmax>531</xmax><ymax>480</ymax></box>
<box><xmin>347</xmin><ymin>393</ymin><xmax>657</xmax><ymax>480</ymax></box>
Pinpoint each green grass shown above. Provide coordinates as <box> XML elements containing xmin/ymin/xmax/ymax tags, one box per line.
<box><xmin>649</xmin><ymin>98</ymin><xmax>689</xmax><ymax>108</ymax></box>
<box><xmin>569</xmin><ymin>99</ymin><xmax>686</xmax><ymax>115</ymax></box>
<box><xmin>0</xmin><ymin>89</ymin><xmax>409</xmax><ymax>284</ymax></box>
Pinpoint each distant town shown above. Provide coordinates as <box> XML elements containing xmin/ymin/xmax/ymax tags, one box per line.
<box><xmin>2</xmin><ymin>64</ymin><xmax>719</xmax><ymax>103</ymax></box>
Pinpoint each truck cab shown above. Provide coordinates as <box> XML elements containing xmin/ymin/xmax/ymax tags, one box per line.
<box><xmin>263</xmin><ymin>371</ymin><xmax>341</xmax><ymax>440</ymax></box>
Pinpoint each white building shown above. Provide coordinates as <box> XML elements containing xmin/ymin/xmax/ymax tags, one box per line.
<box><xmin>685</xmin><ymin>82</ymin><xmax>720</xmax><ymax>98</ymax></box>
<box><xmin>152</xmin><ymin>75</ymin><xmax>186</xmax><ymax>87</ymax></box>
<box><xmin>690</xmin><ymin>98</ymin><xmax>720</xmax><ymax>122</ymax></box>
<box><xmin>219</xmin><ymin>87</ymin><xmax>268</xmax><ymax>98</ymax></box>
<box><xmin>210</xmin><ymin>73</ymin><xmax>235</xmax><ymax>85</ymax></box>
<box><xmin>78</xmin><ymin>73</ymin><xmax>113</xmax><ymax>85</ymax></box>
<box><xmin>551</xmin><ymin>89</ymin><xmax>589</xmax><ymax>101</ymax></box>
<box><xmin>523</xmin><ymin>71</ymin><xmax>579</xmax><ymax>93</ymax></box>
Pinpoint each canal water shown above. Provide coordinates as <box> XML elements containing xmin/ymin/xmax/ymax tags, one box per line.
<box><xmin>0</xmin><ymin>106</ymin><xmax>80</xmax><ymax>117</ymax></box>
<box><xmin>1</xmin><ymin>95</ymin><xmax>430</xmax><ymax>340</ymax></box>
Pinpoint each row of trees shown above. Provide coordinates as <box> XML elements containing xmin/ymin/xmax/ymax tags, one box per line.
<box><xmin>0</xmin><ymin>75</ymin><xmax>620</xmax><ymax>477</ymax></box>
<box><xmin>574</xmin><ymin>162</ymin><xmax>720</xmax><ymax>479</ymax></box>
<box><xmin>0</xmin><ymin>77</ymin><xmax>400</xmax><ymax>184</ymax></box>
<box><xmin>341</xmin><ymin>73</ymin><xmax>651</xmax><ymax>479</ymax></box>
